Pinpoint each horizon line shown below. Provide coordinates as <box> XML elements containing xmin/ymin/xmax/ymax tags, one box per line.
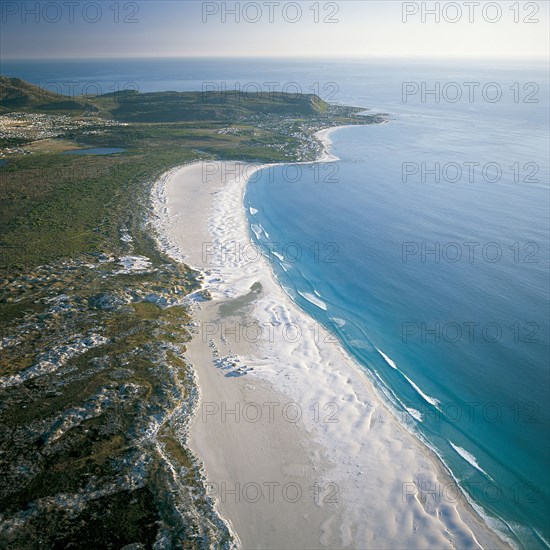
<box><xmin>3</xmin><ymin>54</ymin><xmax>549</xmax><ymax>62</ymax></box>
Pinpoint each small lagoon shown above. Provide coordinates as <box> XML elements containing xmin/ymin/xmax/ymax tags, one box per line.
<box><xmin>61</xmin><ymin>147</ymin><xmax>126</xmax><ymax>156</ymax></box>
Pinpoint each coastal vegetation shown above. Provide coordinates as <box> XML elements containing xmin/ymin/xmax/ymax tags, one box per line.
<box><xmin>0</xmin><ymin>77</ymin><xmax>384</xmax><ymax>547</ymax></box>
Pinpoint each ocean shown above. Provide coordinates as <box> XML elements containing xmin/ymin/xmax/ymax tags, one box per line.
<box><xmin>3</xmin><ymin>57</ymin><xmax>549</xmax><ymax>548</ymax></box>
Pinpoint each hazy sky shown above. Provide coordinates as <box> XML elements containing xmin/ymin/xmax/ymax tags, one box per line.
<box><xmin>1</xmin><ymin>1</ymin><xmax>549</xmax><ymax>59</ymax></box>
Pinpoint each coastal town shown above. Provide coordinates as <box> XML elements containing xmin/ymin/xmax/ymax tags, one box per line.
<box><xmin>0</xmin><ymin>112</ymin><xmax>126</xmax><ymax>158</ymax></box>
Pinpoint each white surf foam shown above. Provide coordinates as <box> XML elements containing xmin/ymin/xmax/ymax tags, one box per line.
<box><xmin>450</xmin><ymin>442</ymin><xmax>495</xmax><ymax>482</ymax></box>
<box><xmin>250</xmin><ymin>224</ymin><xmax>263</xmax><ymax>240</ymax></box>
<box><xmin>376</xmin><ymin>347</ymin><xmax>398</xmax><ymax>369</ymax></box>
<box><xmin>271</xmin><ymin>250</ymin><xmax>284</xmax><ymax>262</ymax></box>
<box><xmin>405</xmin><ymin>406</ymin><xmax>423</xmax><ymax>422</ymax></box>
<box><xmin>402</xmin><ymin>372</ymin><xmax>441</xmax><ymax>408</ymax></box>
<box><xmin>298</xmin><ymin>290</ymin><xmax>328</xmax><ymax>310</ymax></box>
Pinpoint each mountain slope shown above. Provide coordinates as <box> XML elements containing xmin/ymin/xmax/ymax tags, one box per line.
<box><xmin>0</xmin><ymin>76</ymin><xmax>329</xmax><ymax>121</ymax></box>
<box><xmin>0</xmin><ymin>76</ymin><xmax>93</xmax><ymax>113</ymax></box>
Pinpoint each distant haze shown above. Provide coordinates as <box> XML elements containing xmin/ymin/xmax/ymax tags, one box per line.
<box><xmin>1</xmin><ymin>1</ymin><xmax>549</xmax><ymax>60</ymax></box>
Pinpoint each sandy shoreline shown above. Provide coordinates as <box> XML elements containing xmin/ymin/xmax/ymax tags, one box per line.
<box><xmin>152</xmin><ymin>129</ymin><xmax>510</xmax><ymax>549</ymax></box>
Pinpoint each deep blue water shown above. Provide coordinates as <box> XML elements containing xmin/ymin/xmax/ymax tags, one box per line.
<box><xmin>4</xmin><ymin>57</ymin><xmax>548</xmax><ymax>549</ymax></box>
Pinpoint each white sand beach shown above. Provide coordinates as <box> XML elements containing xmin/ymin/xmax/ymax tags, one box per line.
<box><xmin>152</xmin><ymin>130</ymin><xmax>510</xmax><ymax>549</ymax></box>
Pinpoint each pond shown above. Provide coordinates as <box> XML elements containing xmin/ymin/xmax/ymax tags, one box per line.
<box><xmin>61</xmin><ymin>147</ymin><xmax>126</xmax><ymax>155</ymax></box>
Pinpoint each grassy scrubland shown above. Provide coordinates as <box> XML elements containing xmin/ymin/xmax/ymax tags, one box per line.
<box><xmin>0</xmin><ymin>77</ymin><xmax>382</xmax><ymax>548</ymax></box>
